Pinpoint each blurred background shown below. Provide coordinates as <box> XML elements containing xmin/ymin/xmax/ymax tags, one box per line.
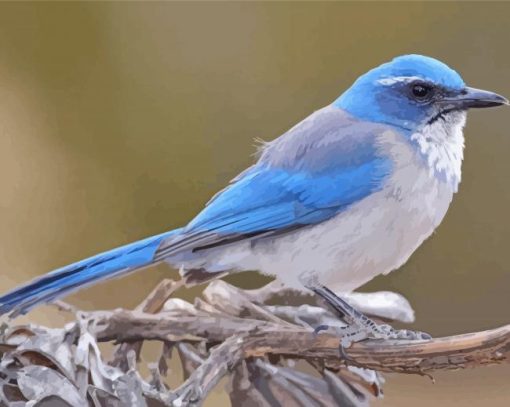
<box><xmin>0</xmin><ymin>2</ymin><xmax>509</xmax><ymax>406</ymax></box>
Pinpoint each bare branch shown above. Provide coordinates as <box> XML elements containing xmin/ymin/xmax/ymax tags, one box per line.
<box><xmin>173</xmin><ymin>334</ymin><xmax>246</xmax><ymax>406</ymax></box>
<box><xmin>87</xmin><ymin>308</ymin><xmax>510</xmax><ymax>374</ymax></box>
<box><xmin>229</xmin><ymin>360</ymin><xmax>272</xmax><ymax>407</ymax></box>
<box><xmin>202</xmin><ymin>280</ymin><xmax>295</xmax><ymax>325</ymax></box>
<box><xmin>137</xmin><ymin>279</ymin><xmax>184</xmax><ymax>314</ymax></box>
<box><xmin>51</xmin><ymin>300</ymin><xmax>79</xmax><ymax>315</ymax></box>
<box><xmin>177</xmin><ymin>343</ymin><xmax>204</xmax><ymax>380</ymax></box>
<box><xmin>241</xmin><ymin>325</ymin><xmax>510</xmax><ymax>373</ymax></box>
<box><xmin>1</xmin><ymin>279</ymin><xmax>507</xmax><ymax>407</ymax></box>
<box><xmin>110</xmin><ymin>279</ymin><xmax>182</xmax><ymax>370</ymax></box>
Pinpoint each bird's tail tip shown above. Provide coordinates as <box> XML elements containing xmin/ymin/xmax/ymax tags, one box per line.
<box><xmin>0</xmin><ymin>230</ymin><xmax>180</xmax><ymax>318</ymax></box>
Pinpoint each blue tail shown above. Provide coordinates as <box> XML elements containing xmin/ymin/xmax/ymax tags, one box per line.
<box><xmin>0</xmin><ymin>229</ymin><xmax>181</xmax><ymax>317</ymax></box>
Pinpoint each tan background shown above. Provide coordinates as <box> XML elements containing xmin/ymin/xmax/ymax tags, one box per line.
<box><xmin>0</xmin><ymin>2</ymin><xmax>509</xmax><ymax>405</ymax></box>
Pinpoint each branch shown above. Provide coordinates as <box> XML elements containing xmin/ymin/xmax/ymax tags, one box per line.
<box><xmin>110</xmin><ymin>278</ymin><xmax>182</xmax><ymax>370</ymax></box>
<box><xmin>242</xmin><ymin>324</ymin><xmax>510</xmax><ymax>372</ymax></box>
<box><xmin>0</xmin><ymin>279</ymin><xmax>507</xmax><ymax>407</ymax></box>
<box><xmin>87</xmin><ymin>307</ymin><xmax>510</xmax><ymax>373</ymax></box>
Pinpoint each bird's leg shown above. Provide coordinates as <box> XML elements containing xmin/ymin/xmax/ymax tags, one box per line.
<box><xmin>310</xmin><ymin>285</ymin><xmax>431</xmax><ymax>351</ymax></box>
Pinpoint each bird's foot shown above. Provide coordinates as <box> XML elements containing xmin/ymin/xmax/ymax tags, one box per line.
<box><xmin>310</xmin><ymin>285</ymin><xmax>431</xmax><ymax>359</ymax></box>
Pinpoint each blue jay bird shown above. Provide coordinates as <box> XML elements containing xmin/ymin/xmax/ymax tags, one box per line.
<box><xmin>0</xmin><ymin>55</ymin><xmax>507</xmax><ymax>339</ymax></box>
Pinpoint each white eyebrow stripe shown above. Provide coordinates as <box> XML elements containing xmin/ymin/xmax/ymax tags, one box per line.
<box><xmin>377</xmin><ymin>76</ymin><xmax>424</xmax><ymax>86</ymax></box>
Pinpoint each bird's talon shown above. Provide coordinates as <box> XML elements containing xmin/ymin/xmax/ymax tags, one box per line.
<box><xmin>314</xmin><ymin>324</ymin><xmax>330</xmax><ymax>335</ymax></box>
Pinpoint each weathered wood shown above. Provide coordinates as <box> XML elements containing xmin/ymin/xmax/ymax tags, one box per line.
<box><xmin>2</xmin><ymin>279</ymin><xmax>508</xmax><ymax>407</ymax></box>
<box><xmin>109</xmin><ymin>278</ymin><xmax>182</xmax><ymax>370</ymax></box>
<box><xmin>88</xmin><ymin>306</ymin><xmax>510</xmax><ymax>373</ymax></box>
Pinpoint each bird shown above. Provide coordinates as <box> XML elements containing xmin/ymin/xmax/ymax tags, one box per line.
<box><xmin>0</xmin><ymin>55</ymin><xmax>507</xmax><ymax>332</ymax></box>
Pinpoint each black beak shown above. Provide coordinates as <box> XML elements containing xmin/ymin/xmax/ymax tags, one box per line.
<box><xmin>440</xmin><ymin>87</ymin><xmax>509</xmax><ymax>110</ymax></box>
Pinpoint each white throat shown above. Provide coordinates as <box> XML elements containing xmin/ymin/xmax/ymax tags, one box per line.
<box><xmin>410</xmin><ymin>111</ymin><xmax>466</xmax><ymax>191</ymax></box>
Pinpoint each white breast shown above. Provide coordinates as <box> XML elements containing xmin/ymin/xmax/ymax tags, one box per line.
<box><xmin>249</xmin><ymin>128</ymin><xmax>459</xmax><ymax>292</ymax></box>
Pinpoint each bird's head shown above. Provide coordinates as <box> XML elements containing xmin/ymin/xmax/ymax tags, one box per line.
<box><xmin>335</xmin><ymin>54</ymin><xmax>508</xmax><ymax>133</ymax></box>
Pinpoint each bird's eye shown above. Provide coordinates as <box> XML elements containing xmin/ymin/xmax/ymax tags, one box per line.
<box><xmin>411</xmin><ymin>83</ymin><xmax>433</xmax><ymax>100</ymax></box>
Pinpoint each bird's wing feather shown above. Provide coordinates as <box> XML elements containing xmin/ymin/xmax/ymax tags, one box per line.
<box><xmin>156</xmin><ymin>107</ymin><xmax>393</xmax><ymax>259</ymax></box>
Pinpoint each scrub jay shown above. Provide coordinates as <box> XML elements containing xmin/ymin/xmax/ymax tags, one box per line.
<box><xmin>0</xmin><ymin>55</ymin><xmax>507</xmax><ymax>339</ymax></box>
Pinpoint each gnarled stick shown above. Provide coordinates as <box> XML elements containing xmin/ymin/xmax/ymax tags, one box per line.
<box><xmin>88</xmin><ymin>307</ymin><xmax>510</xmax><ymax>373</ymax></box>
<box><xmin>169</xmin><ymin>321</ymin><xmax>510</xmax><ymax>404</ymax></box>
<box><xmin>110</xmin><ymin>278</ymin><xmax>183</xmax><ymax>370</ymax></box>
<box><xmin>2</xmin><ymin>279</ymin><xmax>508</xmax><ymax>407</ymax></box>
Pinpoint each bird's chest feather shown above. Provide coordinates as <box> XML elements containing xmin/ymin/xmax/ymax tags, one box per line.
<box><xmin>253</xmin><ymin>124</ymin><xmax>463</xmax><ymax>291</ymax></box>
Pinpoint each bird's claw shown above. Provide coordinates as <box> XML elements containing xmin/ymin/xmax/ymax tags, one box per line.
<box><xmin>311</xmin><ymin>285</ymin><xmax>432</xmax><ymax>361</ymax></box>
<box><xmin>313</xmin><ymin>324</ymin><xmax>330</xmax><ymax>335</ymax></box>
<box><xmin>313</xmin><ymin>323</ymin><xmax>371</xmax><ymax>362</ymax></box>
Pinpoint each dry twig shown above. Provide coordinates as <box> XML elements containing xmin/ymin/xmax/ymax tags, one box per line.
<box><xmin>0</xmin><ymin>278</ymin><xmax>507</xmax><ymax>406</ymax></box>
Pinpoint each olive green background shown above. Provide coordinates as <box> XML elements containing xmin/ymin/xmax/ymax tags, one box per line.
<box><xmin>0</xmin><ymin>2</ymin><xmax>509</xmax><ymax>405</ymax></box>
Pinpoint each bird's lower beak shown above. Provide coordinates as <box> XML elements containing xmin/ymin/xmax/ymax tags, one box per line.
<box><xmin>440</xmin><ymin>87</ymin><xmax>509</xmax><ymax>110</ymax></box>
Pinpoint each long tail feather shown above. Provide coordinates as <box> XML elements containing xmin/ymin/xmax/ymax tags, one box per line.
<box><xmin>0</xmin><ymin>229</ymin><xmax>181</xmax><ymax>317</ymax></box>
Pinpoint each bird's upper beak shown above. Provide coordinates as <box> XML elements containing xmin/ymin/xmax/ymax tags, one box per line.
<box><xmin>440</xmin><ymin>87</ymin><xmax>509</xmax><ymax>110</ymax></box>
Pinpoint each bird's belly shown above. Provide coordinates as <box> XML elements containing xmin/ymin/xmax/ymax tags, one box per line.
<box><xmin>216</xmin><ymin>165</ymin><xmax>455</xmax><ymax>292</ymax></box>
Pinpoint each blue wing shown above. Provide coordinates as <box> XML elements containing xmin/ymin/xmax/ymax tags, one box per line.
<box><xmin>156</xmin><ymin>107</ymin><xmax>393</xmax><ymax>258</ymax></box>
